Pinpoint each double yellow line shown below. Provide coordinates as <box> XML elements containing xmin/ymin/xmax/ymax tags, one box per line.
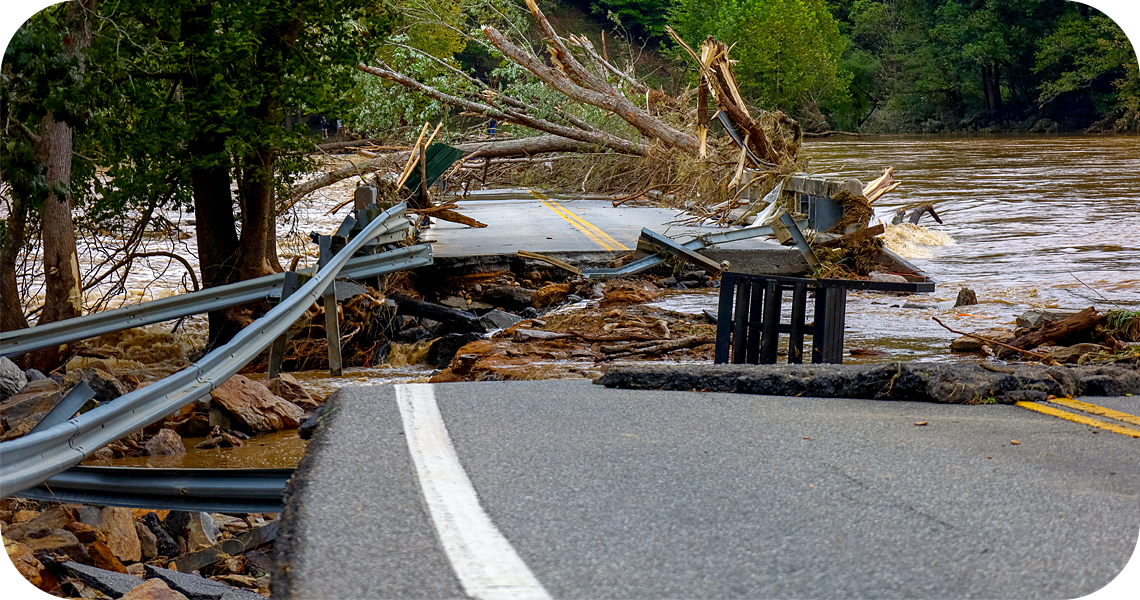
<box><xmin>1017</xmin><ymin>396</ymin><xmax>1140</xmax><ymax>438</ymax></box>
<box><xmin>529</xmin><ymin>189</ymin><xmax>629</xmax><ymax>252</ymax></box>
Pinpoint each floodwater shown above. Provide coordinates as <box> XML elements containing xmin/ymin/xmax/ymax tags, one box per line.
<box><xmin>649</xmin><ymin>135</ymin><xmax>1138</xmax><ymax>363</ymax></box>
<box><xmin>805</xmin><ymin>135</ymin><xmax>1140</xmax><ymax>362</ymax></box>
<box><xmin>53</xmin><ymin>135</ymin><xmax>1140</xmax><ymax>467</ymax></box>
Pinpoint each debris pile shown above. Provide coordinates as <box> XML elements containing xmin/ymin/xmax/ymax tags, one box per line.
<box><xmin>941</xmin><ymin>307</ymin><xmax>1140</xmax><ymax>364</ymax></box>
<box><xmin>335</xmin><ymin>0</ymin><xmax>803</xmax><ymax>216</ymax></box>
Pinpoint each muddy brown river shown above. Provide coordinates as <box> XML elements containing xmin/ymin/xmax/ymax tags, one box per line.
<box><xmin>86</xmin><ymin>134</ymin><xmax>1140</xmax><ymax>468</ymax></box>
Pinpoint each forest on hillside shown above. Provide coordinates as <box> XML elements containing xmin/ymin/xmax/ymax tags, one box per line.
<box><xmin>588</xmin><ymin>0</ymin><xmax>1140</xmax><ymax>134</ymax></box>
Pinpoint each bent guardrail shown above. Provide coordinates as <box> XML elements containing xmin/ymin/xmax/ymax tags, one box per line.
<box><xmin>18</xmin><ymin>466</ymin><xmax>292</xmax><ymax>513</ymax></box>
<box><xmin>0</xmin><ymin>202</ymin><xmax>422</xmax><ymax>498</ymax></box>
<box><xmin>0</xmin><ymin>221</ymin><xmax>413</xmax><ymax>359</ymax></box>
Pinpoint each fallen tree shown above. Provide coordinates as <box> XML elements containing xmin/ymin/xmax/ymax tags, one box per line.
<box><xmin>286</xmin><ymin>0</ymin><xmax>803</xmax><ymax>212</ymax></box>
<box><xmin>281</xmin><ymin>135</ymin><xmax>609</xmax><ymax>212</ymax></box>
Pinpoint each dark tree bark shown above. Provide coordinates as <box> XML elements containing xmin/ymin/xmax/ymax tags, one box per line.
<box><xmin>0</xmin><ymin>195</ymin><xmax>31</xmax><ymax>337</ymax></box>
<box><xmin>29</xmin><ymin>0</ymin><xmax>95</xmax><ymax>372</ymax></box>
<box><xmin>181</xmin><ymin>2</ymin><xmax>242</xmax><ymax>345</ymax></box>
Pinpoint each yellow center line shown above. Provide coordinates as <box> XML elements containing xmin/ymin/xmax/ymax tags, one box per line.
<box><xmin>1016</xmin><ymin>401</ymin><xmax>1140</xmax><ymax>439</ymax></box>
<box><xmin>529</xmin><ymin>190</ymin><xmax>630</xmax><ymax>251</ymax></box>
<box><xmin>1047</xmin><ymin>397</ymin><xmax>1140</xmax><ymax>428</ymax></box>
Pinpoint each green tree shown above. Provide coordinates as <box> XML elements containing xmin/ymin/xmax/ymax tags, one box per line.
<box><xmin>1035</xmin><ymin>11</ymin><xmax>1140</xmax><ymax>114</ymax></box>
<box><xmin>83</xmin><ymin>0</ymin><xmax>388</xmax><ymax>343</ymax></box>
<box><xmin>670</xmin><ymin>0</ymin><xmax>849</xmax><ymax>113</ymax></box>
<box><xmin>1</xmin><ymin>0</ymin><xmax>97</xmax><ymax>371</ymax></box>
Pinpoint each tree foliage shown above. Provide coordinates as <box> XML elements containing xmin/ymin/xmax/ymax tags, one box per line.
<box><xmin>670</xmin><ymin>0</ymin><xmax>849</xmax><ymax>112</ymax></box>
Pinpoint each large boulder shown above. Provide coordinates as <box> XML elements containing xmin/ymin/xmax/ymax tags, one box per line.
<box><xmin>0</xmin><ymin>356</ymin><xmax>27</xmax><ymax>400</ymax></box>
<box><xmin>482</xmin><ymin>285</ymin><xmax>536</xmax><ymax>311</ymax></box>
<box><xmin>121</xmin><ymin>578</ymin><xmax>191</xmax><ymax>600</ymax></box>
<box><xmin>24</xmin><ymin>529</ymin><xmax>91</xmax><ymax>564</ymax></box>
<box><xmin>209</xmin><ymin>375</ymin><xmax>304</xmax><ymax>433</ymax></box>
<box><xmin>87</xmin><ymin>539</ymin><xmax>128</xmax><ymax>573</ymax></box>
<box><xmin>145</xmin><ymin>428</ymin><xmax>187</xmax><ymax>456</ymax></box>
<box><xmin>479</xmin><ymin>309</ymin><xmax>524</xmax><ymax>331</ymax></box>
<box><xmin>428</xmin><ymin>333</ymin><xmax>485</xmax><ymax>368</ymax></box>
<box><xmin>135</xmin><ymin>521</ymin><xmax>159</xmax><ymax>559</ymax></box>
<box><xmin>62</xmin><ymin>367</ymin><xmax>129</xmax><ymax>404</ymax></box>
<box><xmin>0</xmin><ymin>378</ymin><xmax>62</xmax><ymax>441</ymax></box>
<box><xmin>949</xmin><ymin>328</ymin><xmax>1014</xmax><ymax>353</ymax></box>
<box><xmin>139</xmin><ymin>512</ymin><xmax>180</xmax><ymax>558</ymax></box>
<box><xmin>1016</xmin><ymin>308</ymin><xmax>1082</xmax><ymax>330</ymax></box>
<box><xmin>2</xmin><ymin>505</ymin><xmax>75</xmax><ymax>541</ymax></box>
<box><xmin>183</xmin><ymin>512</ymin><xmax>218</xmax><ymax>552</ymax></box>
<box><xmin>4</xmin><ymin>536</ymin><xmax>45</xmax><ymax>588</ymax></box>
<box><xmin>73</xmin><ymin>506</ymin><xmax>142</xmax><ymax>563</ymax></box>
<box><xmin>265</xmin><ymin>373</ymin><xmax>319</xmax><ymax>412</ymax></box>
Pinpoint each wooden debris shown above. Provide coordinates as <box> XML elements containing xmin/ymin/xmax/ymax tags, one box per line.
<box><xmin>998</xmin><ymin>307</ymin><xmax>1106</xmax><ymax>358</ymax></box>
<box><xmin>599</xmin><ymin>335</ymin><xmax>715</xmax><ymax>361</ymax></box>
<box><xmin>814</xmin><ymin>224</ymin><xmax>885</xmax><ymax>248</ymax></box>
<box><xmin>395</xmin><ymin>123</ymin><xmax>431</xmax><ymax>189</ymax></box>
<box><xmin>517</xmin><ymin>250</ymin><xmax>582</xmax><ymax>275</ymax></box>
<box><xmin>931</xmin><ymin>317</ymin><xmax>1057</xmax><ymax>364</ymax></box>
<box><xmin>863</xmin><ymin>167</ymin><xmax>899</xmax><ymax>203</ymax></box>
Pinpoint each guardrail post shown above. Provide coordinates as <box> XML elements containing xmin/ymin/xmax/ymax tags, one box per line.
<box><xmin>354</xmin><ymin>185</ymin><xmax>377</xmax><ymax>211</ymax></box>
<box><xmin>318</xmin><ymin>236</ymin><xmax>344</xmax><ymax>377</ymax></box>
<box><xmin>28</xmin><ymin>381</ymin><xmax>96</xmax><ymax>434</ymax></box>
<box><xmin>268</xmin><ymin>271</ymin><xmax>302</xmax><ymax>379</ymax></box>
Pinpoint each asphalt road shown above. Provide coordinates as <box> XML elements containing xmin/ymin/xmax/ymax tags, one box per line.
<box><xmin>275</xmin><ymin>381</ymin><xmax>1140</xmax><ymax>599</ymax></box>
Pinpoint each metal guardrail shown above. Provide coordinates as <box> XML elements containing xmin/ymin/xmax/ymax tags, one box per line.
<box><xmin>0</xmin><ymin>202</ymin><xmax>423</xmax><ymax>498</ymax></box>
<box><xmin>579</xmin><ymin>223</ymin><xmax>783</xmax><ymax>279</ymax></box>
<box><xmin>18</xmin><ymin>466</ymin><xmax>292</xmax><ymax>513</ymax></box>
<box><xmin>0</xmin><ymin>221</ymin><xmax>412</xmax><ymax>359</ymax></box>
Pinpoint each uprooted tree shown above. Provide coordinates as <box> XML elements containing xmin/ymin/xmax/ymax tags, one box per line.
<box><xmin>291</xmin><ymin>0</ymin><xmax>803</xmax><ymax>214</ymax></box>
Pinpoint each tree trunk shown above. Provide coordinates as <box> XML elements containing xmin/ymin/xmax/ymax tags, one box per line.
<box><xmin>283</xmin><ymin>136</ymin><xmax>617</xmax><ymax>209</ymax></box>
<box><xmin>982</xmin><ymin>62</ymin><xmax>1003</xmax><ymax>121</ymax></box>
<box><xmin>180</xmin><ymin>1</ymin><xmax>244</xmax><ymax>346</ymax></box>
<box><xmin>0</xmin><ymin>195</ymin><xmax>30</xmax><ymax>336</ymax></box>
<box><xmin>30</xmin><ymin>0</ymin><xmax>95</xmax><ymax>372</ymax></box>
<box><xmin>190</xmin><ymin>154</ymin><xmax>242</xmax><ymax>345</ymax></box>
<box><xmin>237</xmin><ymin>150</ymin><xmax>277</xmax><ymax>281</ymax></box>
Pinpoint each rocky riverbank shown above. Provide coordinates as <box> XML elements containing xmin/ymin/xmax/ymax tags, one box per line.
<box><xmin>3</xmin><ymin>501</ymin><xmax>276</xmax><ymax>597</ymax></box>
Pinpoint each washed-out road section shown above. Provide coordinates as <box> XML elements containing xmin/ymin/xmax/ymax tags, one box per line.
<box><xmin>424</xmin><ymin>191</ymin><xmax>806</xmax><ymax>274</ymax></box>
<box><xmin>274</xmin><ymin>380</ymin><xmax>1139</xmax><ymax>599</ymax></box>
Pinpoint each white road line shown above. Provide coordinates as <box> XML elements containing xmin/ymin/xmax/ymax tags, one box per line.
<box><xmin>395</xmin><ymin>383</ymin><xmax>552</xmax><ymax>600</ymax></box>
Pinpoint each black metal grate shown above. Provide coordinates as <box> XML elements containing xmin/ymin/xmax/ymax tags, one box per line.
<box><xmin>715</xmin><ymin>272</ymin><xmax>934</xmax><ymax>365</ymax></box>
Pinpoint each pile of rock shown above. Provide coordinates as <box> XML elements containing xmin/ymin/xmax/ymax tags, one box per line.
<box><xmin>2</xmin><ymin>500</ymin><xmax>274</xmax><ymax>597</ymax></box>
<box><xmin>2</xmin><ymin>351</ymin><xmax>322</xmax><ymax>460</ymax></box>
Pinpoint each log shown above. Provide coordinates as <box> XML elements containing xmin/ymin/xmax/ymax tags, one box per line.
<box><xmin>358</xmin><ymin>63</ymin><xmax>647</xmax><ymax>157</ymax></box>
<box><xmin>814</xmin><ymin>224</ymin><xmax>885</xmax><ymax>248</ymax></box>
<box><xmin>282</xmin><ymin>136</ymin><xmax>614</xmax><ymax>211</ymax></box>
<box><xmin>317</xmin><ymin>139</ymin><xmax>378</xmax><ymax>152</ymax></box>
<box><xmin>483</xmin><ymin>2</ymin><xmax>699</xmax><ymax>155</ymax></box>
<box><xmin>424</xmin><ymin>209</ymin><xmax>487</xmax><ymax>229</ymax></box>
<box><xmin>998</xmin><ymin>307</ymin><xmax>1106</xmax><ymax>357</ymax></box>
<box><xmin>599</xmin><ymin>335</ymin><xmax>715</xmax><ymax>361</ymax></box>
<box><xmin>863</xmin><ymin>167</ymin><xmax>897</xmax><ymax>203</ymax></box>
<box><xmin>391</xmin><ymin>295</ymin><xmax>488</xmax><ymax>333</ymax></box>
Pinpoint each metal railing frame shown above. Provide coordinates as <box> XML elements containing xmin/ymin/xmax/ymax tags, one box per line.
<box><xmin>0</xmin><ymin>202</ymin><xmax>422</xmax><ymax>498</ymax></box>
